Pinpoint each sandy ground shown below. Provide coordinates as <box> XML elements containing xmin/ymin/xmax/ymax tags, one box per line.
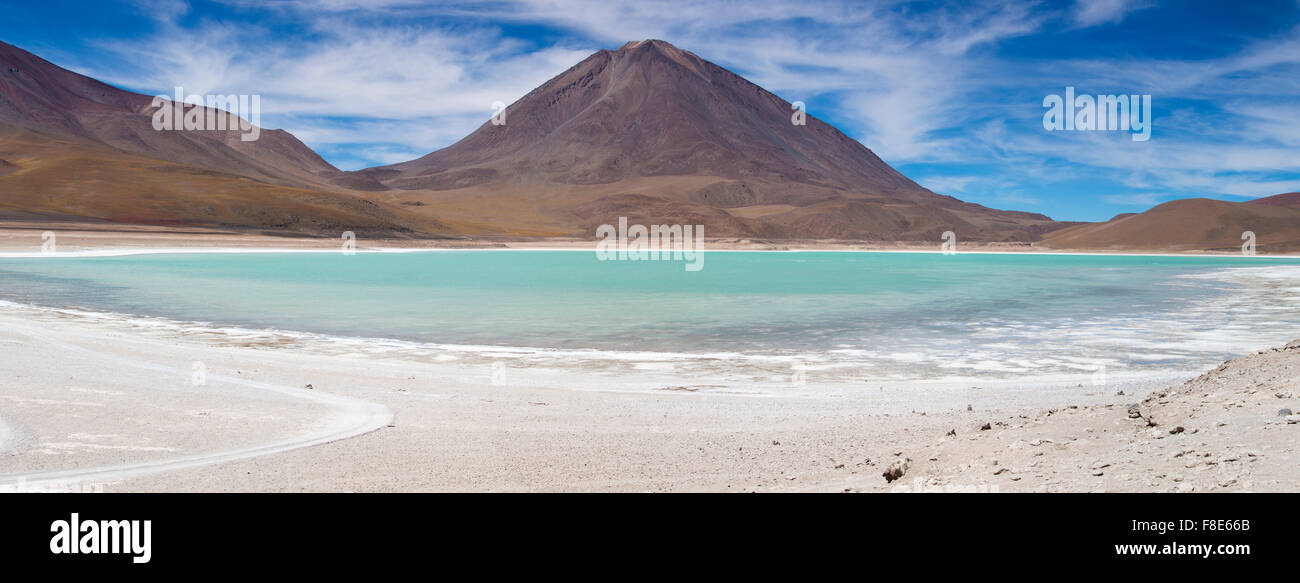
<box><xmin>0</xmin><ymin>301</ymin><xmax>1295</xmax><ymax>493</ymax></box>
<box><xmin>0</xmin><ymin>222</ymin><xmax>1288</xmax><ymax>255</ymax></box>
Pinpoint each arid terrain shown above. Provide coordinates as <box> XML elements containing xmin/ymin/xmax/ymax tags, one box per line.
<box><xmin>1</xmin><ymin>300</ymin><xmax>1294</xmax><ymax>493</ymax></box>
<box><xmin>1043</xmin><ymin>193</ymin><xmax>1300</xmax><ymax>254</ymax></box>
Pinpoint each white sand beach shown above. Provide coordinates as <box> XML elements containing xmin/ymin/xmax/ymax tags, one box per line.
<box><xmin>1</xmin><ymin>297</ymin><xmax>1295</xmax><ymax>493</ymax></box>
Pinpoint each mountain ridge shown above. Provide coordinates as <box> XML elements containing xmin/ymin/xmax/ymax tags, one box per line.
<box><xmin>354</xmin><ymin>38</ymin><xmax>1059</xmax><ymax>240</ymax></box>
<box><xmin>1041</xmin><ymin>192</ymin><xmax>1300</xmax><ymax>253</ymax></box>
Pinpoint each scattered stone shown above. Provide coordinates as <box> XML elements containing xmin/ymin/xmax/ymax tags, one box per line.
<box><xmin>303</xmin><ymin>384</ymin><xmax>314</xmax><ymax>390</ymax></box>
<box><xmin>979</xmin><ymin>422</ymin><xmax>992</xmax><ymax>431</ymax></box>
<box><xmin>1127</xmin><ymin>404</ymin><xmax>1142</xmax><ymax>419</ymax></box>
<box><xmin>882</xmin><ymin>459</ymin><xmax>910</xmax><ymax>483</ymax></box>
<box><xmin>1279</xmin><ymin>408</ymin><xmax>1293</xmax><ymax>417</ymax></box>
<box><xmin>1170</xmin><ymin>426</ymin><xmax>1185</xmax><ymax>435</ymax></box>
<box><xmin>993</xmin><ymin>468</ymin><xmax>1009</xmax><ymax>475</ymax></box>
<box><xmin>1115</xmin><ymin>390</ymin><xmax>1125</xmax><ymax>396</ymax></box>
<box><xmin>946</xmin><ymin>428</ymin><xmax>957</xmax><ymax>437</ymax></box>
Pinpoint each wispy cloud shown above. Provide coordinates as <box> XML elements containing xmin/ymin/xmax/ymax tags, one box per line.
<box><xmin>1071</xmin><ymin>0</ymin><xmax>1151</xmax><ymax>28</ymax></box>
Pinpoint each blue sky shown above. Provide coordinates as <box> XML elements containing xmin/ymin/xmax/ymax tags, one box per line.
<box><xmin>2</xmin><ymin>0</ymin><xmax>1298</xmax><ymax>222</ymax></box>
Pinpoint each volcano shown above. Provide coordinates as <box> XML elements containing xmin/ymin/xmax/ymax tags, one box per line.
<box><xmin>358</xmin><ymin>39</ymin><xmax>1058</xmax><ymax>240</ymax></box>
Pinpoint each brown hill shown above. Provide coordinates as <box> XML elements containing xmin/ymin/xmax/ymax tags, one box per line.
<box><xmin>1042</xmin><ymin>192</ymin><xmax>1300</xmax><ymax>253</ymax></box>
<box><xmin>1246</xmin><ymin>191</ymin><xmax>1300</xmax><ymax>208</ymax></box>
<box><xmin>358</xmin><ymin>39</ymin><xmax>1058</xmax><ymax>240</ymax></box>
<box><xmin>0</xmin><ymin>39</ymin><xmax>422</xmax><ymax>235</ymax></box>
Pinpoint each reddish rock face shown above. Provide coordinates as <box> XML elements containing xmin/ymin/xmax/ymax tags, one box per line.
<box><xmin>364</xmin><ymin>39</ymin><xmax>1061</xmax><ymax>241</ymax></box>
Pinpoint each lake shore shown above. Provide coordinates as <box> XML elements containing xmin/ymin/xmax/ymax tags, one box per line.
<box><xmin>0</xmin><ymin>222</ymin><xmax>1292</xmax><ymax>256</ymax></box>
<box><xmin>1</xmin><ymin>299</ymin><xmax>1295</xmax><ymax>493</ymax></box>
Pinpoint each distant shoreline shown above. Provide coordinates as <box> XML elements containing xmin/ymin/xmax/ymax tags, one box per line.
<box><xmin>0</xmin><ymin>224</ymin><xmax>1295</xmax><ymax>257</ymax></box>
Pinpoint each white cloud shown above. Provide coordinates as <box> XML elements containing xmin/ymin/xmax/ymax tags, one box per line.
<box><xmin>1072</xmin><ymin>0</ymin><xmax>1150</xmax><ymax>28</ymax></box>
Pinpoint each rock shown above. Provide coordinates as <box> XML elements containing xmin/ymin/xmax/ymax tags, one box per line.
<box><xmin>1170</xmin><ymin>426</ymin><xmax>1185</xmax><ymax>435</ymax></box>
<box><xmin>1287</xmin><ymin>415</ymin><xmax>1300</xmax><ymax>425</ymax></box>
<box><xmin>979</xmin><ymin>422</ymin><xmax>992</xmax><ymax>431</ymax></box>
<box><xmin>1278</xmin><ymin>408</ymin><xmax>1293</xmax><ymax>417</ymax></box>
<box><xmin>1127</xmin><ymin>404</ymin><xmax>1142</xmax><ymax>419</ymax></box>
<box><xmin>1115</xmin><ymin>390</ymin><xmax>1125</xmax><ymax>396</ymax></box>
<box><xmin>304</xmin><ymin>383</ymin><xmax>314</xmax><ymax>390</ymax></box>
<box><xmin>946</xmin><ymin>428</ymin><xmax>957</xmax><ymax>437</ymax></box>
<box><xmin>882</xmin><ymin>459</ymin><xmax>910</xmax><ymax>483</ymax></box>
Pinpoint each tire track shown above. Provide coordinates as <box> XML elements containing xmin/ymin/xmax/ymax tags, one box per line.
<box><xmin>0</xmin><ymin>320</ymin><xmax>393</xmax><ymax>490</ymax></box>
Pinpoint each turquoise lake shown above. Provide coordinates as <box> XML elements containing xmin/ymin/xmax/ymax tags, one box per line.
<box><xmin>1</xmin><ymin>251</ymin><xmax>1297</xmax><ymax>382</ymax></box>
